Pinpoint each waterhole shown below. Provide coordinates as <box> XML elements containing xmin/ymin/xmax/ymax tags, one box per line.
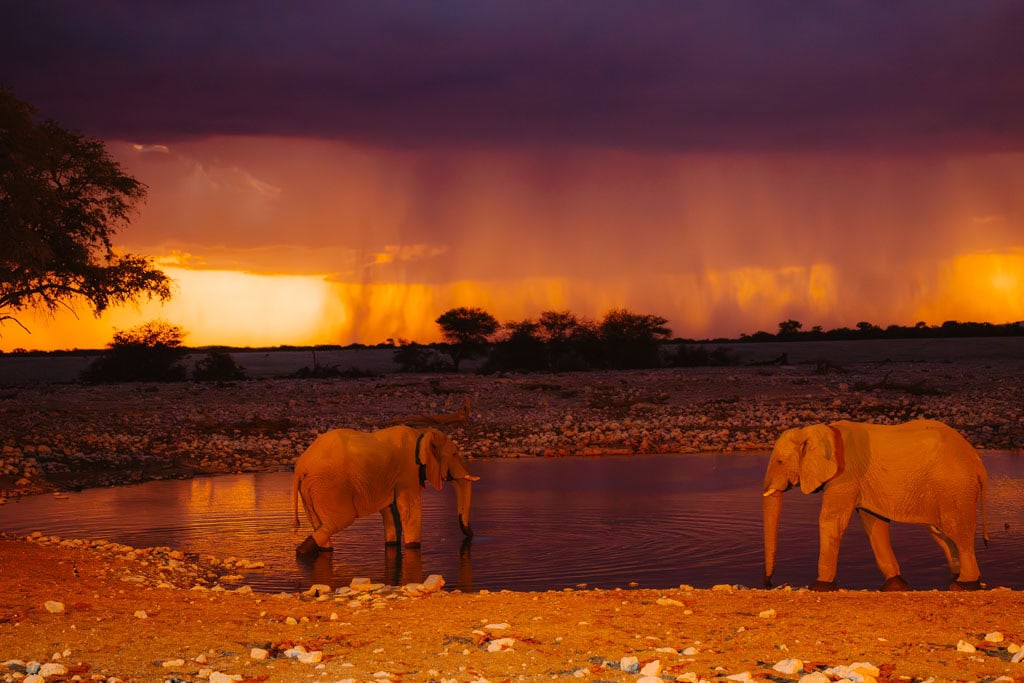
<box><xmin>3</xmin><ymin>453</ymin><xmax>1021</xmax><ymax>592</ymax></box>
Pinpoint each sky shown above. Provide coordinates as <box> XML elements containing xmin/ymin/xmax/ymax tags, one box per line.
<box><xmin>2</xmin><ymin>1</ymin><xmax>1023</xmax><ymax>351</ymax></box>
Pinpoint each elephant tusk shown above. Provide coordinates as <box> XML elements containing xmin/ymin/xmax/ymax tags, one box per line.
<box><xmin>463</xmin><ymin>475</ymin><xmax>481</xmax><ymax>482</ymax></box>
<box><xmin>763</xmin><ymin>488</ymin><xmax>778</xmax><ymax>497</ymax></box>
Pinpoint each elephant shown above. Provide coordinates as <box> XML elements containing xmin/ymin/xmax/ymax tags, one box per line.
<box><xmin>762</xmin><ymin>419</ymin><xmax>989</xmax><ymax>592</ymax></box>
<box><xmin>292</xmin><ymin>425</ymin><xmax>479</xmax><ymax>557</ymax></box>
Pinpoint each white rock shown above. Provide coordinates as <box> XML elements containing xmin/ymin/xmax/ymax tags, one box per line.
<box><xmin>350</xmin><ymin>577</ymin><xmax>371</xmax><ymax>588</ymax></box>
<box><xmin>798</xmin><ymin>673</ymin><xmax>831</xmax><ymax>683</ymax></box>
<box><xmin>681</xmin><ymin>646</ymin><xmax>699</xmax><ymax>656</ymax></box>
<box><xmin>194</xmin><ymin>653</ymin><xmax>208</xmax><ymax>664</ymax></box>
<box><xmin>773</xmin><ymin>659</ymin><xmax>803</xmax><ymax>674</ymax></box>
<box><xmin>484</xmin><ymin>622</ymin><xmax>509</xmax><ymax>630</ymax></box>
<box><xmin>619</xmin><ymin>655</ymin><xmax>639</xmax><ymax>673</ymax></box>
<box><xmin>22</xmin><ymin>676</ymin><xmax>43</xmax><ymax>683</ymax></box>
<box><xmin>640</xmin><ymin>659</ymin><xmax>661</xmax><ymax>675</ymax></box>
<box><xmin>305</xmin><ymin>583</ymin><xmax>331</xmax><ymax>597</ymax></box>
<box><xmin>486</xmin><ymin>638</ymin><xmax>515</xmax><ymax>653</ymax></box>
<box><xmin>656</xmin><ymin>597</ymin><xmax>684</xmax><ymax>607</ymax></box>
<box><xmin>758</xmin><ymin>608</ymin><xmax>777</xmax><ymax>619</ymax></box>
<box><xmin>38</xmin><ymin>663</ymin><xmax>67</xmax><ymax>677</ymax></box>
<box><xmin>677</xmin><ymin>674</ymin><xmax>699</xmax><ymax>683</ymax></box>
<box><xmin>297</xmin><ymin>650</ymin><xmax>323</xmax><ymax>664</ymax></box>
<box><xmin>725</xmin><ymin>672</ymin><xmax>753</xmax><ymax>681</ymax></box>
<box><xmin>985</xmin><ymin>631</ymin><xmax>1004</xmax><ymax>643</ymax></box>
<box><xmin>44</xmin><ymin>600</ymin><xmax>65</xmax><ymax>614</ymax></box>
<box><xmin>1012</xmin><ymin>649</ymin><xmax>1024</xmax><ymax>664</ymax></box>
<box><xmin>637</xmin><ymin>677</ymin><xmax>662</xmax><ymax>683</ymax></box>
<box><xmin>423</xmin><ymin>574</ymin><xmax>445</xmax><ymax>592</ymax></box>
<box><xmin>1008</xmin><ymin>643</ymin><xmax>1021</xmax><ymax>654</ymax></box>
<box><xmin>956</xmin><ymin>639</ymin><xmax>977</xmax><ymax>653</ymax></box>
<box><xmin>209</xmin><ymin>673</ymin><xmax>243</xmax><ymax>683</ymax></box>
<box><xmin>161</xmin><ymin>659</ymin><xmax>185</xmax><ymax>668</ymax></box>
<box><xmin>250</xmin><ymin>648</ymin><xmax>269</xmax><ymax>661</ymax></box>
<box><xmin>849</xmin><ymin>662</ymin><xmax>880</xmax><ymax>677</ymax></box>
<box><xmin>134</xmin><ymin>610</ymin><xmax>148</xmax><ymax>619</ymax></box>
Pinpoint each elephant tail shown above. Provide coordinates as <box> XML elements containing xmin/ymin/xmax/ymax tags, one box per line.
<box><xmin>979</xmin><ymin>466</ymin><xmax>990</xmax><ymax>548</ymax></box>
<box><xmin>292</xmin><ymin>472</ymin><xmax>302</xmax><ymax>530</ymax></box>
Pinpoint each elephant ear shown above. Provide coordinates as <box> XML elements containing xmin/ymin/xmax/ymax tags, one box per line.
<box><xmin>420</xmin><ymin>428</ymin><xmax>444</xmax><ymax>491</ymax></box>
<box><xmin>798</xmin><ymin>424</ymin><xmax>840</xmax><ymax>494</ymax></box>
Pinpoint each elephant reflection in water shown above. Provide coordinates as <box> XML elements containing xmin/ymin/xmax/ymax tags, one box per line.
<box><xmin>762</xmin><ymin>419</ymin><xmax>989</xmax><ymax>591</ymax></box>
<box><xmin>297</xmin><ymin>538</ymin><xmax>475</xmax><ymax>591</ymax></box>
<box><xmin>293</xmin><ymin>426</ymin><xmax>479</xmax><ymax>556</ymax></box>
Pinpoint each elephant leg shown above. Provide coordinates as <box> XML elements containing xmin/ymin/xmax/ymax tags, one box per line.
<box><xmin>394</xmin><ymin>488</ymin><xmax>423</xmax><ymax>548</ymax></box>
<box><xmin>946</xmin><ymin>529</ymin><xmax>982</xmax><ymax>588</ymax></box>
<box><xmin>858</xmin><ymin>509</ymin><xmax>908</xmax><ymax>590</ymax></box>
<box><xmin>928</xmin><ymin>525</ymin><xmax>960</xmax><ymax>581</ymax></box>
<box><xmin>381</xmin><ymin>502</ymin><xmax>401</xmax><ymax>546</ymax></box>
<box><xmin>813</xmin><ymin>485</ymin><xmax>857</xmax><ymax>590</ymax></box>
<box><xmin>296</xmin><ymin>476</ymin><xmax>353</xmax><ymax>556</ymax></box>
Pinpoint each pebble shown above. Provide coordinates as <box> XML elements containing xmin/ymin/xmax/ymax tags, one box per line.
<box><xmin>249</xmin><ymin>648</ymin><xmax>269</xmax><ymax>661</ymax></box>
<box><xmin>208</xmin><ymin>673</ymin><xmax>242</xmax><ymax>683</ymax></box>
<box><xmin>798</xmin><ymin>673</ymin><xmax>830</xmax><ymax>683</ymax></box>
<box><xmin>486</xmin><ymin>638</ymin><xmax>515</xmax><ymax>653</ymax></box>
<box><xmin>956</xmin><ymin>639</ymin><xmax>977</xmax><ymax>653</ymax></box>
<box><xmin>773</xmin><ymin>658</ymin><xmax>803</xmax><ymax>674</ymax></box>
<box><xmin>985</xmin><ymin>631</ymin><xmax>1004</xmax><ymax>643</ymax></box>
<box><xmin>619</xmin><ymin>656</ymin><xmax>639</xmax><ymax>673</ymax></box>
<box><xmin>43</xmin><ymin>600</ymin><xmax>64</xmax><ymax>614</ymax></box>
<box><xmin>639</xmin><ymin>659</ymin><xmax>661</xmax><ymax>675</ymax></box>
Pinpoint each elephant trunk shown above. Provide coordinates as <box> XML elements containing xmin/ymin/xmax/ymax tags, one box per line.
<box><xmin>762</xmin><ymin>489</ymin><xmax>782</xmax><ymax>588</ymax></box>
<box><xmin>452</xmin><ymin>477</ymin><xmax>474</xmax><ymax>537</ymax></box>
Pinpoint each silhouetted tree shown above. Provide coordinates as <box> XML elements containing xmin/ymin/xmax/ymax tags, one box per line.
<box><xmin>0</xmin><ymin>88</ymin><xmax>172</xmax><ymax>335</ymax></box>
<box><xmin>778</xmin><ymin>319</ymin><xmax>803</xmax><ymax>337</ymax></box>
<box><xmin>598</xmin><ymin>308</ymin><xmax>672</xmax><ymax>369</ymax></box>
<box><xmin>81</xmin><ymin>320</ymin><xmax>187</xmax><ymax>382</ymax></box>
<box><xmin>483</xmin><ymin>319</ymin><xmax>547</xmax><ymax>372</ymax></box>
<box><xmin>436</xmin><ymin>307</ymin><xmax>499</xmax><ymax>371</ymax></box>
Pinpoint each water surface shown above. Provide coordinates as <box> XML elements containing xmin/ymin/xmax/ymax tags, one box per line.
<box><xmin>2</xmin><ymin>453</ymin><xmax>1021</xmax><ymax>592</ymax></box>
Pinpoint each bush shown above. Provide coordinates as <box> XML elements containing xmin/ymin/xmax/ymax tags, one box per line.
<box><xmin>81</xmin><ymin>321</ymin><xmax>188</xmax><ymax>383</ymax></box>
<box><xmin>394</xmin><ymin>343</ymin><xmax>453</xmax><ymax>372</ymax></box>
<box><xmin>193</xmin><ymin>350</ymin><xmax>247</xmax><ymax>382</ymax></box>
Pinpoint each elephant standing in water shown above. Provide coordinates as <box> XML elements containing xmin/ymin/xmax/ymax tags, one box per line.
<box><xmin>762</xmin><ymin>419</ymin><xmax>989</xmax><ymax>591</ymax></box>
<box><xmin>293</xmin><ymin>426</ymin><xmax>479</xmax><ymax>556</ymax></box>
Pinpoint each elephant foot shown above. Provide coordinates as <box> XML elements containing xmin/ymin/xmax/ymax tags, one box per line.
<box><xmin>404</xmin><ymin>541</ymin><xmax>422</xmax><ymax>549</ymax></box>
<box><xmin>295</xmin><ymin>535</ymin><xmax>333</xmax><ymax>557</ymax></box>
<box><xmin>881</xmin><ymin>575</ymin><xmax>911</xmax><ymax>591</ymax></box>
<box><xmin>948</xmin><ymin>578</ymin><xmax>984</xmax><ymax>591</ymax></box>
<box><xmin>384</xmin><ymin>540</ymin><xmax>399</xmax><ymax>547</ymax></box>
<box><xmin>809</xmin><ymin>580</ymin><xmax>838</xmax><ymax>592</ymax></box>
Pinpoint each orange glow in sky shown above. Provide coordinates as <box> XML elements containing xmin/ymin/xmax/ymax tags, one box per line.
<box><xmin>1</xmin><ymin>138</ymin><xmax>1022</xmax><ymax>352</ymax></box>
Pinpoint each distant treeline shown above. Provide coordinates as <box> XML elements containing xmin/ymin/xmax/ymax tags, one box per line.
<box><xmin>3</xmin><ymin>315</ymin><xmax>1022</xmax><ymax>380</ymax></box>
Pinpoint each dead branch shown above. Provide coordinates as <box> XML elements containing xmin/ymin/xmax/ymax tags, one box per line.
<box><xmin>387</xmin><ymin>396</ymin><xmax>472</xmax><ymax>427</ymax></box>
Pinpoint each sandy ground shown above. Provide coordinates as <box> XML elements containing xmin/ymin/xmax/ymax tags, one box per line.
<box><xmin>2</xmin><ymin>339</ymin><xmax>1023</xmax><ymax>682</ymax></box>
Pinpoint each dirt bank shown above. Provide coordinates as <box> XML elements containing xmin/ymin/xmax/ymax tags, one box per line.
<box><xmin>2</xmin><ymin>538</ymin><xmax>1023</xmax><ymax>682</ymax></box>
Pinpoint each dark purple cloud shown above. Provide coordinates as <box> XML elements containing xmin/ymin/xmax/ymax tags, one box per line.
<box><xmin>3</xmin><ymin>1</ymin><xmax>1024</xmax><ymax>152</ymax></box>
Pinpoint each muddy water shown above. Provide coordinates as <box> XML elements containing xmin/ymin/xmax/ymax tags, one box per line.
<box><xmin>2</xmin><ymin>453</ymin><xmax>1021</xmax><ymax>592</ymax></box>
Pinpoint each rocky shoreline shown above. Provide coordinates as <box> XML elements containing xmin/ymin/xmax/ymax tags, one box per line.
<box><xmin>2</xmin><ymin>346</ymin><xmax>1022</xmax><ymax>499</ymax></box>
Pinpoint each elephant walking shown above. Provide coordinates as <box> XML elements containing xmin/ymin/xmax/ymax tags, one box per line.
<box><xmin>762</xmin><ymin>419</ymin><xmax>989</xmax><ymax>591</ymax></box>
<box><xmin>293</xmin><ymin>426</ymin><xmax>479</xmax><ymax>557</ymax></box>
